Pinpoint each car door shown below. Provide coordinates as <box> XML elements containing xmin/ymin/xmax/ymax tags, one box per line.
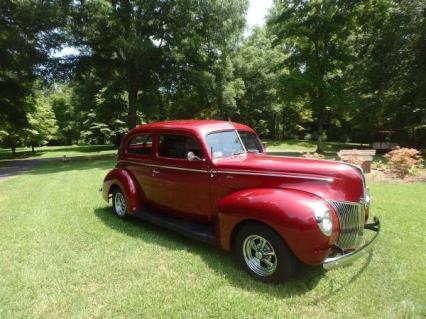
<box><xmin>120</xmin><ymin>132</ymin><xmax>158</xmax><ymax>204</ymax></box>
<box><xmin>148</xmin><ymin>132</ymin><xmax>212</xmax><ymax>222</ymax></box>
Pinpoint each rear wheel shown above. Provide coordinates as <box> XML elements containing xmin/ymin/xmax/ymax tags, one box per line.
<box><xmin>235</xmin><ymin>223</ymin><xmax>297</xmax><ymax>283</ymax></box>
<box><xmin>112</xmin><ymin>187</ymin><xmax>128</xmax><ymax>219</ymax></box>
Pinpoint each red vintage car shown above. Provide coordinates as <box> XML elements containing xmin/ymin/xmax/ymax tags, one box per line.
<box><xmin>102</xmin><ymin>120</ymin><xmax>380</xmax><ymax>282</ymax></box>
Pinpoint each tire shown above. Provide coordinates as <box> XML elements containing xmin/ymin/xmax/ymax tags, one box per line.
<box><xmin>111</xmin><ymin>187</ymin><xmax>129</xmax><ymax>219</ymax></box>
<box><xmin>234</xmin><ymin>223</ymin><xmax>297</xmax><ymax>283</ymax></box>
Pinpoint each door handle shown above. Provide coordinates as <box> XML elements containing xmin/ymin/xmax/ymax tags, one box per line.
<box><xmin>152</xmin><ymin>169</ymin><xmax>160</xmax><ymax>176</ymax></box>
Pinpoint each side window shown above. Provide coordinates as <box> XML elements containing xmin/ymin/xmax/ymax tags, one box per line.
<box><xmin>238</xmin><ymin>131</ymin><xmax>263</xmax><ymax>153</ymax></box>
<box><xmin>127</xmin><ymin>134</ymin><xmax>153</xmax><ymax>156</ymax></box>
<box><xmin>158</xmin><ymin>134</ymin><xmax>204</xmax><ymax>159</ymax></box>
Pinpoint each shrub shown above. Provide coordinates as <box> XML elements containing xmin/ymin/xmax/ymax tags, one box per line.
<box><xmin>371</xmin><ymin>159</ymin><xmax>387</xmax><ymax>172</ymax></box>
<box><xmin>384</xmin><ymin>147</ymin><xmax>424</xmax><ymax>178</ymax></box>
<box><xmin>303</xmin><ymin>152</ymin><xmax>325</xmax><ymax>160</ymax></box>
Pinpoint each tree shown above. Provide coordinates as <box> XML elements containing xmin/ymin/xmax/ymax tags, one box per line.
<box><xmin>268</xmin><ymin>0</ymin><xmax>358</xmax><ymax>152</ymax></box>
<box><xmin>348</xmin><ymin>0</ymin><xmax>426</xmax><ymax>146</ymax></box>
<box><xmin>0</xmin><ymin>0</ymin><xmax>67</xmax><ymax>154</ymax></box>
<box><xmin>233</xmin><ymin>27</ymin><xmax>287</xmax><ymax>138</ymax></box>
<box><xmin>69</xmin><ymin>0</ymin><xmax>248</xmax><ymax>129</ymax></box>
<box><xmin>25</xmin><ymin>93</ymin><xmax>59</xmax><ymax>152</ymax></box>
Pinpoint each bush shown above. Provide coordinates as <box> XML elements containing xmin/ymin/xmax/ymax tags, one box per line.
<box><xmin>384</xmin><ymin>147</ymin><xmax>424</xmax><ymax>178</ymax></box>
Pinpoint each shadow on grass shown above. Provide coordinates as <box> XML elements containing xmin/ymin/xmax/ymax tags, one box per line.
<box><xmin>0</xmin><ymin>145</ymin><xmax>116</xmax><ymax>160</ymax></box>
<box><xmin>311</xmin><ymin>251</ymin><xmax>374</xmax><ymax>305</ymax></box>
<box><xmin>94</xmin><ymin>206</ymin><xmax>328</xmax><ymax>298</ymax></box>
<box><xmin>27</xmin><ymin>158</ymin><xmax>116</xmax><ymax>175</ymax></box>
<box><xmin>36</xmin><ymin>145</ymin><xmax>116</xmax><ymax>154</ymax></box>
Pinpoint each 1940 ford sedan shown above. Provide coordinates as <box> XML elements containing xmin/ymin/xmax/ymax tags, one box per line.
<box><xmin>102</xmin><ymin>120</ymin><xmax>380</xmax><ymax>282</ymax></box>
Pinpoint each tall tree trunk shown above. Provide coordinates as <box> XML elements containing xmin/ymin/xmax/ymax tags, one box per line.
<box><xmin>270</xmin><ymin>113</ymin><xmax>276</xmax><ymax>139</ymax></box>
<box><xmin>281</xmin><ymin>107</ymin><xmax>286</xmax><ymax>139</ymax></box>
<box><xmin>127</xmin><ymin>85</ymin><xmax>138</xmax><ymax>129</ymax></box>
<box><xmin>316</xmin><ymin>115</ymin><xmax>324</xmax><ymax>153</ymax></box>
<box><xmin>11</xmin><ymin>145</ymin><xmax>16</xmax><ymax>156</ymax></box>
<box><xmin>31</xmin><ymin>144</ymin><xmax>35</xmax><ymax>153</ymax></box>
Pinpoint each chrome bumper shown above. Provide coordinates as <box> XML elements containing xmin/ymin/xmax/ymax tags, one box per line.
<box><xmin>323</xmin><ymin>217</ymin><xmax>380</xmax><ymax>270</ymax></box>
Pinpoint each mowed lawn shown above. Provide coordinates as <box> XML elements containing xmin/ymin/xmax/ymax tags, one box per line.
<box><xmin>264</xmin><ymin>140</ymin><xmax>370</xmax><ymax>153</ymax></box>
<box><xmin>0</xmin><ymin>160</ymin><xmax>425</xmax><ymax>318</ymax></box>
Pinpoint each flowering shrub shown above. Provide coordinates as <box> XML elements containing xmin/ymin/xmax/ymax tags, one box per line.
<box><xmin>385</xmin><ymin>147</ymin><xmax>424</xmax><ymax>178</ymax></box>
<box><xmin>302</xmin><ymin>152</ymin><xmax>325</xmax><ymax>160</ymax></box>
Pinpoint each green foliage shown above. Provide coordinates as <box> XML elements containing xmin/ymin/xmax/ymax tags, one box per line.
<box><xmin>50</xmin><ymin>86</ymin><xmax>80</xmax><ymax>144</ymax></box>
<box><xmin>24</xmin><ymin>93</ymin><xmax>59</xmax><ymax>150</ymax></box>
<box><xmin>233</xmin><ymin>27</ymin><xmax>290</xmax><ymax>137</ymax></box>
<box><xmin>348</xmin><ymin>0</ymin><xmax>426</xmax><ymax>146</ymax></box>
<box><xmin>0</xmin><ymin>0</ymin><xmax>66</xmax><ymax>153</ymax></box>
<box><xmin>268</xmin><ymin>0</ymin><xmax>359</xmax><ymax>151</ymax></box>
<box><xmin>1</xmin><ymin>0</ymin><xmax>425</xmax><ymax>151</ymax></box>
<box><xmin>69</xmin><ymin>0</ymin><xmax>249</xmax><ymax>128</ymax></box>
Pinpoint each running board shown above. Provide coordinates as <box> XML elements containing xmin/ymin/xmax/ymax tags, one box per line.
<box><xmin>133</xmin><ymin>209</ymin><xmax>216</xmax><ymax>245</ymax></box>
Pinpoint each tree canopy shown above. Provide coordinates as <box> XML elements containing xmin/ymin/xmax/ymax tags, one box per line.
<box><xmin>1</xmin><ymin>0</ymin><xmax>425</xmax><ymax>153</ymax></box>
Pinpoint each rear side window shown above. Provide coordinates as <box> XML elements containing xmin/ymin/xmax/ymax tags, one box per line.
<box><xmin>238</xmin><ymin>131</ymin><xmax>263</xmax><ymax>153</ymax></box>
<box><xmin>158</xmin><ymin>134</ymin><xmax>204</xmax><ymax>159</ymax></box>
<box><xmin>127</xmin><ymin>134</ymin><xmax>153</xmax><ymax>156</ymax></box>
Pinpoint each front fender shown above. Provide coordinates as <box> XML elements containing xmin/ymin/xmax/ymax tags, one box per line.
<box><xmin>216</xmin><ymin>188</ymin><xmax>339</xmax><ymax>265</ymax></box>
<box><xmin>102</xmin><ymin>168</ymin><xmax>144</xmax><ymax>214</ymax></box>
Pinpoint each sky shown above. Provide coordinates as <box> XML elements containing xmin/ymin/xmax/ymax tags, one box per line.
<box><xmin>246</xmin><ymin>0</ymin><xmax>274</xmax><ymax>29</ymax></box>
<box><xmin>52</xmin><ymin>1</ymin><xmax>274</xmax><ymax>57</ymax></box>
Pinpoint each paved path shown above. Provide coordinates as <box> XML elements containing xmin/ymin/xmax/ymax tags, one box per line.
<box><xmin>0</xmin><ymin>154</ymin><xmax>115</xmax><ymax>180</ymax></box>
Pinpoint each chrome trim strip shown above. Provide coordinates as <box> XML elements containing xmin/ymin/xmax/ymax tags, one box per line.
<box><xmin>119</xmin><ymin>160</ymin><xmax>209</xmax><ymax>174</ymax></box>
<box><xmin>235</xmin><ymin>129</ymin><xmax>247</xmax><ymax>153</ymax></box>
<box><xmin>323</xmin><ymin>217</ymin><xmax>380</xmax><ymax>270</ymax></box>
<box><xmin>214</xmin><ymin>170</ymin><xmax>333</xmax><ymax>182</ymax></box>
<box><xmin>119</xmin><ymin>160</ymin><xmax>333</xmax><ymax>181</ymax></box>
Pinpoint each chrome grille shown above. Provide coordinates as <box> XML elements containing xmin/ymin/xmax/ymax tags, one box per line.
<box><xmin>330</xmin><ymin>201</ymin><xmax>365</xmax><ymax>249</ymax></box>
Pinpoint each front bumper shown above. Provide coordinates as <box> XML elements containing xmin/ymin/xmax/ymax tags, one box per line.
<box><xmin>323</xmin><ymin>217</ymin><xmax>380</xmax><ymax>270</ymax></box>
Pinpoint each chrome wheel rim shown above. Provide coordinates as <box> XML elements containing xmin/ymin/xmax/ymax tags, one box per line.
<box><xmin>114</xmin><ymin>192</ymin><xmax>126</xmax><ymax>217</ymax></box>
<box><xmin>243</xmin><ymin>235</ymin><xmax>277</xmax><ymax>277</ymax></box>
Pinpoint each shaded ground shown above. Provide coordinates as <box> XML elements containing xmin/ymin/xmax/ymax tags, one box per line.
<box><xmin>0</xmin><ymin>144</ymin><xmax>117</xmax><ymax>160</ymax></box>
<box><xmin>0</xmin><ymin>154</ymin><xmax>116</xmax><ymax>180</ymax></box>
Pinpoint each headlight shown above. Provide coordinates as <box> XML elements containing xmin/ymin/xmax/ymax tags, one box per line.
<box><xmin>314</xmin><ymin>203</ymin><xmax>333</xmax><ymax>236</ymax></box>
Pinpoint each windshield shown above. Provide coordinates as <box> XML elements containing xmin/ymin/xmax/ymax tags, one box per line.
<box><xmin>206</xmin><ymin>130</ymin><xmax>245</xmax><ymax>159</ymax></box>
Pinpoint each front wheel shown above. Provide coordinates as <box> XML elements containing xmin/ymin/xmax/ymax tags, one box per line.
<box><xmin>235</xmin><ymin>223</ymin><xmax>297</xmax><ymax>283</ymax></box>
<box><xmin>112</xmin><ymin>187</ymin><xmax>129</xmax><ymax>219</ymax></box>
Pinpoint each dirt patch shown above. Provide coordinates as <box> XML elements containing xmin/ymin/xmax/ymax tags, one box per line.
<box><xmin>366</xmin><ymin>169</ymin><xmax>426</xmax><ymax>183</ymax></box>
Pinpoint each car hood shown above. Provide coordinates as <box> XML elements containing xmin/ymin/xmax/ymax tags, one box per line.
<box><xmin>213</xmin><ymin>153</ymin><xmax>365</xmax><ymax>202</ymax></box>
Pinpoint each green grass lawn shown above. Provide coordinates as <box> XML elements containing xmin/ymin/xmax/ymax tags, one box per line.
<box><xmin>265</xmin><ymin>139</ymin><xmax>370</xmax><ymax>154</ymax></box>
<box><xmin>0</xmin><ymin>160</ymin><xmax>425</xmax><ymax>318</ymax></box>
<box><xmin>0</xmin><ymin>145</ymin><xmax>117</xmax><ymax>160</ymax></box>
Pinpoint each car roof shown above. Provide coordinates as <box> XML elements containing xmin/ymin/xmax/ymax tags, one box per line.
<box><xmin>130</xmin><ymin>120</ymin><xmax>255</xmax><ymax>136</ymax></box>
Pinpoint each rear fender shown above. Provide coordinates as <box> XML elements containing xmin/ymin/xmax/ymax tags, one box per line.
<box><xmin>216</xmin><ymin>188</ymin><xmax>339</xmax><ymax>265</ymax></box>
<box><xmin>102</xmin><ymin>168</ymin><xmax>144</xmax><ymax>214</ymax></box>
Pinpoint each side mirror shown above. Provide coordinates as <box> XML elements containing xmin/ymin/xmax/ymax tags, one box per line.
<box><xmin>187</xmin><ymin>151</ymin><xmax>203</xmax><ymax>161</ymax></box>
